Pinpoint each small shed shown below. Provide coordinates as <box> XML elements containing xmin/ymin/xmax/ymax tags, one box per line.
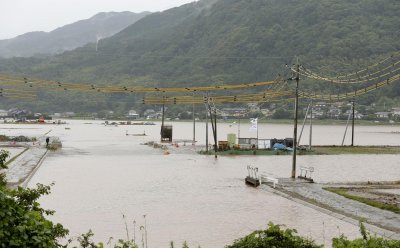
<box><xmin>161</xmin><ymin>125</ymin><xmax>173</xmax><ymax>142</ymax></box>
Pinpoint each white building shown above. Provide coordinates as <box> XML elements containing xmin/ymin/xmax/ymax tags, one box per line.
<box><xmin>392</xmin><ymin>107</ymin><xmax>400</xmax><ymax>116</ymax></box>
<box><xmin>127</xmin><ymin>110</ymin><xmax>139</xmax><ymax>119</ymax></box>
<box><xmin>375</xmin><ymin>112</ymin><xmax>390</xmax><ymax>118</ymax></box>
<box><xmin>0</xmin><ymin>109</ymin><xmax>8</xmax><ymax>117</ymax></box>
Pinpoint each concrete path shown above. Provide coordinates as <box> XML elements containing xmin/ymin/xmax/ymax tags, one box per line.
<box><xmin>4</xmin><ymin>145</ymin><xmax>47</xmax><ymax>187</ymax></box>
<box><xmin>263</xmin><ymin>178</ymin><xmax>400</xmax><ymax>239</ymax></box>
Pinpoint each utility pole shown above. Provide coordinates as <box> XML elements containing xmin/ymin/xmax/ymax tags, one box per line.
<box><xmin>208</xmin><ymin>104</ymin><xmax>218</xmax><ymax>158</ymax></box>
<box><xmin>298</xmin><ymin>102</ymin><xmax>311</xmax><ymax>145</ymax></box>
<box><xmin>309</xmin><ymin>99</ymin><xmax>313</xmax><ymax>150</ymax></box>
<box><xmin>238</xmin><ymin>118</ymin><xmax>241</xmax><ymax>141</ymax></box>
<box><xmin>193</xmin><ymin>92</ymin><xmax>196</xmax><ymax>145</ymax></box>
<box><xmin>205</xmin><ymin>93</ymin><xmax>209</xmax><ymax>152</ymax></box>
<box><xmin>214</xmin><ymin>107</ymin><xmax>218</xmax><ymax>158</ymax></box>
<box><xmin>161</xmin><ymin>102</ymin><xmax>165</xmax><ymax>142</ymax></box>
<box><xmin>144</xmin><ymin>215</ymin><xmax>148</xmax><ymax>248</ymax></box>
<box><xmin>292</xmin><ymin>61</ymin><xmax>300</xmax><ymax>179</ymax></box>
<box><xmin>351</xmin><ymin>99</ymin><xmax>355</xmax><ymax>147</ymax></box>
<box><xmin>342</xmin><ymin>105</ymin><xmax>353</xmax><ymax>146</ymax></box>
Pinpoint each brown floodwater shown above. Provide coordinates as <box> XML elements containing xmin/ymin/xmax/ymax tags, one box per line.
<box><xmin>4</xmin><ymin>120</ymin><xmax>397</xmax><ymax>247</ymax></box>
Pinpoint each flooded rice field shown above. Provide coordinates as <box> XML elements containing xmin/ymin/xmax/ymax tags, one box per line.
<box><xmin>2</xmin><ymin>120</ymin><xmax>399</xmax><ymax>247</ymax></box>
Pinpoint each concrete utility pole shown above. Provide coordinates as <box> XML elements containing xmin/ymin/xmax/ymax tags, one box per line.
<box><xmin>292</xmin><ymin>61</ymin><xmax>300</xmax><ymax>179</ymax></box>
<box><xmin>238</xmin><ymin>118</ymin><xmax>241</xmax><ymax>141</ymax></box>
<box><xmin>256</xmin><ymin>119</ymin><xmax>259</xmax><ymax>149</ymax></box>
<box><xmin>208</xmin><ymin>103</ymin><xmax>217</xmax><ymax>158</ymax></box>
<box><xmin>144</xmin><ymin>215</ymin><xmax>148</xmax><ymax>248</ymax></box>
<box><xmin>351</xmin><ymin>99</ymin><xmax>355</xmax><ymax>147</ymax></box>
<box><xmin>342</xmin><ymin>104</ymin><xmax>353</xmax><ymax>146</ymax></box>
<box><xmin>309</xmin><ymin>99</ymin><xmax>313</xmax><ymax>150</ymax></box>
<box><xmin>205</xmin><ymin>93</ymin><xmax>209</xmax><ymax>152</ymax></box>
<box><xmin>214</xmin><ymin>107</ymin><xmax>218</xmax><ymax>158</ymax></box>
<box><xmin>193</xmin><ymin>93</ymin><xmax>196</xmax><ymax>145</ymax></box>
<box><xmin>161</xmin><ymin>103</ymin><xmax>165</xmax><ymax>142</ymax></box>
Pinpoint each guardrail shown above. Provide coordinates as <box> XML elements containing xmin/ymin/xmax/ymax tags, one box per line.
<box><xmin>260</xmin><ymin>175</ymin><xmax>279</xmax><ymax>188</ymax></box>
<box><xmin>245</xmin><ymin>165</ymin><xmax>260</xmax><ymax>187</ymax></box>
<box><xmin>245</xmin><ymin>166</ymin><xmax>280</xmax><ymax>188</ymax></box>
<box><xmin>298</xmin><ymin>166</ymin><xmax>314</xmax><ymax>183</ymax></box>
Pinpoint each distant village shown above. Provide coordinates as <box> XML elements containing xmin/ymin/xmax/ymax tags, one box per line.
<box><xmin>1</xmin><ymin>101</ymin><xmax>400</xmax><ymax>122</ymax></box>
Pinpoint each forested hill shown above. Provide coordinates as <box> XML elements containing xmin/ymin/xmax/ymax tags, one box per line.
<box><xmin>0</xmin><ymin>11</ymin><xmax>150</xmax><ymax>58</ymax></box>
<box><xmin>0</xmin><ymin>0</ymin><xmax>399</xmax><ymax>112</ymax></box>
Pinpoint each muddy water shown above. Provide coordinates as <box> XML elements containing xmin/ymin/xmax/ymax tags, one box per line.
<box><xmin>3</xmin><ymin>120</ymin><xmax>397</xmax><ymax>247</ymax></box>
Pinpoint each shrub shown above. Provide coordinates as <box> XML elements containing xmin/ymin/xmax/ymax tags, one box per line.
<box><xmin>226</xmin><ymin>222</ymin><xmax>322</xmax><ymax>248</ymax></box>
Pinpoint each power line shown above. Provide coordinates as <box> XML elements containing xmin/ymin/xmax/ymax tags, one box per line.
<box><xmin>0</xmin><ymin>74</ymin><xmax>285</xmax><ymax>93</ymax></box>
<box><xmin>296</xmin><ymin>51</ymin><xmax>400</xmax><ymax>84</ymax></box>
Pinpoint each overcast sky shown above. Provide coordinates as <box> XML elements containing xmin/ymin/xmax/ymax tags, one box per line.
<box><xmin>0</xmin><ymin>0</ymin><xmax>196</xmax><ymax>39</ymax></box>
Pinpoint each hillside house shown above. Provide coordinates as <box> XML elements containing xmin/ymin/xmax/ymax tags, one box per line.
<box><xmin>126</xmin><ymin>110</ymin><xmax>139</xmax><ymax>119</ymax></box>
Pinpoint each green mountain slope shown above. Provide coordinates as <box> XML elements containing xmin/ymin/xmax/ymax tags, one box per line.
<box><xmin>0</xmin><ymin>11</ymin><xmax>150</xmax><ymax>58</ymax></box>
<box><xmin>0</xmin><ymin>0</ymin><xmax>399</xmax><ymax>112</ymax></box>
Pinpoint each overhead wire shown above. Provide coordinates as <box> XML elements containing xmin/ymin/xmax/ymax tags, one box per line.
<box><xmin>299</xmin><ymin>61</ymin><xmax>400</xmax><ymax>84</ymax></box>
<box><xmin>0</xmin><ymin>73</ymin><xmax>285</xmax><ymax>93</ymax></box>
<box><xmin>0</xmin><ymin>52</ymin><xmax>399</xmax><ymax>108</ymax></box>
<box><xmin>296</xmin><ymin>51</ymin><xmax>400</xmax><ymax>84</ymax></box>
<box><xmin>299</xmin><ymin>73</ymin><xmax>400</xmax><ymax>101</ymax></box>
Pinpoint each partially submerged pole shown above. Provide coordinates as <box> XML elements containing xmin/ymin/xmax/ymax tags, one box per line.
<box><xmin>205</xmin><ymin>103</ymin><xmax>209</xmax><ymax>152</ymax></box>
<box><xmin>214</xmin><ymin>107</ymin><xmax>218</xmax><ymax>158</ymax></box>
<box><xmin>309</xmin><ymin>99</ymin><xmax>313</xmax><ymax>150</ymax></box>
<box><xmin>144</xmin><ymin>215</ymin><xmax>148</xmax><ymax>248</ymax></box>
<box><xmin>342</xmin><ymin>105</ymin><xmax>353</xmax><ymax>146</ymax></box>
<box><xmin>238</xmin><ymin>118</ymin><xmax>241</xmax><ymax>143</ymax></box>
<box><xmin>161</xmin><ymin>103</ymin><xmax>165</xmax><ymax>142</ymax></box>
<box><xmin>292</xmin><ymin>62</ymin><xmax>300</xmax><ymax>179</ymax></box>
<box><xmin>193</xmin><ymin>92</ymin><xmax>196</xmax><ymax>145</ymax></box>
<box><xmin>298</xmin><ymin>102</ymin><xmax>311</xmax><ymax>145</ymax></box>
<box><xmin>351</xmin><ymin>99</ymin><xmax>355</xmax><ymax>147</ymax></box>
<box><xmin>208</xmin><ymin>103</ymin><xmax>217</xmax><ymax>158</ymax></box>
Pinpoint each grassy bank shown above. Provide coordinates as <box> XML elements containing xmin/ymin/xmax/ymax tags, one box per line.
<box><xmin>313</xmin><ymin>146</ymin><xmax>400</xmax><ymax>155</ymax></box>
<box><xmin>324</xmin><ymin>187</ymin><xmax>400</xmax><ymax>214</ymax></box>
<box><xmin>200</xmin><ymin>146</ymin><xmax>400</xmax><ymax>156</ymax></box>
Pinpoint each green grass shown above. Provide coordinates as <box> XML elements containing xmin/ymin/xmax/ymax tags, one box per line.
<box><xmin>199</xmin><ymin>149</ymin><xmax>315</xmax><ymax>156</ymax></box>
<box><xmin>314</xmin><ymin>146</ymin><xmax>400</xmax><ymax>155</ymax></box>
<box><xmin>199</xmin><ymin>146</ymin><xmax>400</xmax><ymax>156</ymax></box>
<box><xmin>324</xmin><ymin>187</ymin><xmax>400</xmax><ymax>214</ymax></box>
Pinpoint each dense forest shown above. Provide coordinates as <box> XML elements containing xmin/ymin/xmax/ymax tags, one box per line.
<box><xmin>0</xmin><ymin>0</ymin><xmax>399</xmax><ymax>113</ymax></box>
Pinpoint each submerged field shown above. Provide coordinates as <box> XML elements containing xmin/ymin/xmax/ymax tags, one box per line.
<box><xmin>212</xmin><ymin>146</ymin><xmax>400</xmax><ymax>156</ymax></box>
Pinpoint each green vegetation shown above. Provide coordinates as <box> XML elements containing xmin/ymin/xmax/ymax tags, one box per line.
<box><xmin>325</xmin><ymin>187</ymin><xmax>400</xmax><ymax>214</ymax></box>
<box><xmin>202</xmin><ymin>149</ymin><xmax>309</xmax><ymax>156</ymax></box>
<box><xmin>0</xmin><ymin>12</ymin><xmax>150</xmax><ymax>58</ymax></box>
<box><xmin>47</xmin><ymin>137</ymin><xmax>63</xmax><ymax>151</ymax></box>
<box><xmin>225</xmin><ymin>222</ymin><xmax>400</xmax><ymax>248</ymax></box>
<box><xmin>0</xmin><ymin>150</ymin><xmax>69</xmax><ymax>247</ymax></box>
<box><xmin>332</xmin><ymin>222</ymin><xmax>400</xmax><ymax>248</ymax></box>
<box><xmin>0</xmin><ymin>0</ymin><xmax>399</xmax><ymax>113</ymax></box>
<box><xmin>313</xmin><ymin>146</ymin><xmax>400</xmax><ymax>155</ymax></box>
<box><xmin>200</xmin><ymin>146</ymin><xmax>400</xmax><ymax>156</ymax></box>
<box><xmin>226</xmin><ymin>223</ymin><xmax>322</xmax><ymax>248</ymax></box>
<box><xmin>0</xmin><ymin>135</ymin><xmax>34</xmax><ymax>142</ymax></box>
